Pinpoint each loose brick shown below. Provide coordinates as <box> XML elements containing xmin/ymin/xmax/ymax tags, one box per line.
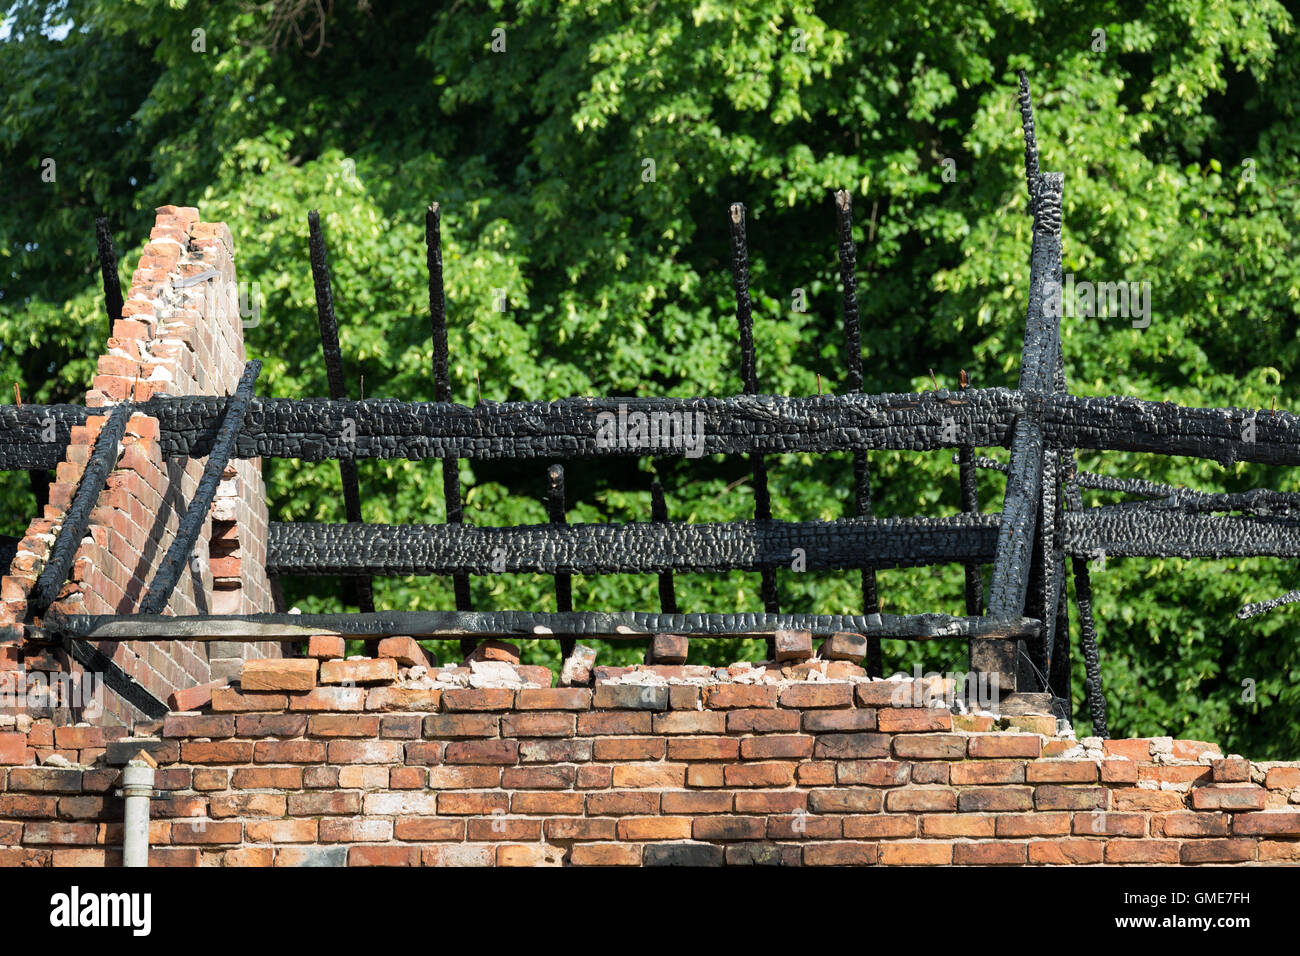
<box><xmin>516</xmin><ymin>688</ymin><xmax>591</xmax><ymax>711</ymax></box>
<box><xmin>726</xmin><ymin>709</ymin><xmax>799</xmax><ymax>733</ymax></box>
<box><xmin>376</xmin><ymin>636</ymin><xmax>432</xmax><ymax>666</ymax></box>
<box><xmin>740</xmin><ymin>735</ymin><xmax>814</xmax><ymax>760</ymax></box>
<box><xmin>1026</xmin><ymin>760</ymin><xmax>1099</xmax><ymax>783</ymax></box>
<box><xmin>968</xmin><ymin>735</ymin><xmax>1042</xmax><ymax>759</ymax></box>
<box><xmin>286</xmin><ymin>687</ymin><xmax>366</xmax><ymax>712</ymax></box>
<box><xmin>877</xmin><ymin>708</ymin><xmax>952</xmax><ymax>733</ymax></box>
<box><xmin>808</xmin><ymin>788</ymin><xmax>883</xmax><ymax>813</ymax></box>
<box><xmin>320</xmin><ymin>658</ymin><xmax>398</xmax><ymax>685</ymax></box>
<box><xmin>885</xmin><ymin>788</ymin><xmax>956</xmax><ymax>813</ymax></box>
<box><xmin>1190</xmin><ymin>785</ymin><xmax>1266</xmax><ymax>812</ymax></box>
<box><xmin>444</xmin><ymin>739</ymin><xmax>519</xmax><ymax>765</ymax></box>
<box><xmin>879</xmin><ymin>842</ymin><xmax>952</xmax><ymax>865</ymax></box>
<box><xmin>441</xmin><ymin>688</ymin><xmax>516</xmax><ymax>711</ymax></box>
<box><xmin>593</xmin><ymin>684</ymin><xmax>669</xmax><ymax>711</ymax></box>
<box><xmin>618</xmin><ymin>816</ymin><xmax>693</xmax><ymax>840</ymax></box>
<box><xmin>804</xmin><ymin>842</ymin><xmax>879</xmax><ymax>866</ymax></box>
<box><xmin>305</xmin><ymin>635</ymin><xmax>346</xmax><ymax>660</ymax></box>
<box><xmin>1104</xmin><ymin>840</ymin><xmax>1180</xmax><ymax>864</ymax></box>
<box><xmin>705</xmin><ymin>685</ymin><xmax>778</xmax><ymax>709</ymax></box>
<box><xmin>1180</xmin><ymin>839</ymin><xmax>1255</xmax><ymax>864</ymax></box>
<box><xmin>953</xmin><ymin>841</ymin><xmax>1027</xmax><ymax>865</ymax></box>
<box><xmin>212</xmin><ymin>687</ymin><xmax>289</xmax><ymax>712</ymax></box>
<box><xmin>241</xmin><ymin>658</ymin><xmax>317</xmax><ymax>691</ymax></box>
<box><xmin>813</xmin><ymin>733</ymin><xmax>889</xmax><ymax>760</ymax></box>
<box><xmin>1029</xmin><ymin>839</ymin><xmax>1105</xmax><ymax>865</ymax></box>
<box><xmin>1232</xmin><ymin>810</ymin><xmax>1300</xmax><ymax>836</ymax></box>
<box><xmin>570</xmin><ymin>843</ymin><xmax>643</xmax><ymax>866</ymax></box>
<box><xmin>779</xmin><ymin>683</ymin><xmax>853</xmax><ymax>709</ymax></box>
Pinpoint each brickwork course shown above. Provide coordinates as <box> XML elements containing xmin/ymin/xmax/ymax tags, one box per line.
<box><xmin>0</xmin><ymin>208</ymin><xmax>1297</xmax><ymax>866</ymax></box>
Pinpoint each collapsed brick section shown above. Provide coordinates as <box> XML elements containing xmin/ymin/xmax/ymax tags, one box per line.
<box><xmin>0</xmin><ymin>674</ymin><xmax>1296</xmax><ymax>867</ymax></box>
<box><xmin>0</xmin><ymin>206</ymin><xmax>278</xmax><ymax>725</ymax></box>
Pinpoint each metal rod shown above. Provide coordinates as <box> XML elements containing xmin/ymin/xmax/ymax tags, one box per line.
<box><xmin>141</xmin><ymin>361</ymin><xmax>261</xmax><ymax>614</ymax></box>
<box><xmin>307</xmin><ymin>209</ymin><xmax>375</xmax><ymax>613</ymax></box>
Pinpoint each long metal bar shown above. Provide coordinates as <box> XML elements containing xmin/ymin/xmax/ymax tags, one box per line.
<box><xmin>140</xmin><ymin>361</ymin><xmax>261</xmax><ymax>614</ymax></box>
<box><xmin>307</xmin><ymin>209</ymin><xmax>375</xmax><ymax>613</ymax></box>
<box><xmin>28</xmin><ymin>402</ymin><xmax>134</xmax><ymax>617</ymax></box>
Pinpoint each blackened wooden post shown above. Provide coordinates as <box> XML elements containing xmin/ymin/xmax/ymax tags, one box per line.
<box><xmin>547</xmin><ymin>464</ymin><xmax>574</xmax><ymax>660</ymax></box>
<box><xmin>426</xmin><ymin>203</ymin><xmax>476</xmax><ymax>656</ymax></box>
<box><xmin>957</xmin><ymin>371</ymin><xmax>984</xmax><ymax>616</ymax></box>
<box><xmin>834</xmin><ymin>190</ymin><xmax>883</xmax><ymax>676</ymax></box>
<box><xmin>728</xmin><ymin>203</ymin><xmax>779</xmax><ymax>660</ymax></box>
<box><xmin>308</xmin><ymin>210</ymin><xmax>375</xmax><ymax>614</ymax></box>
<box><xmin>650</xmin><ymin>479</ymin><xmax>678</xmax><ymax>614</ymax></box>
<box><xmin>95</xmin><ymin>218</ymin><xmax>124</xmax><ymax>341</ymax></box>
<box><xmin>29</xmin><ymin>402</ymin><xmax>133</xmax><ymax>617</ymax></box>
<box><xmin>142</xmin><ymin>361</ymin><xmax>261</xmax><ymax>614</ymax></box>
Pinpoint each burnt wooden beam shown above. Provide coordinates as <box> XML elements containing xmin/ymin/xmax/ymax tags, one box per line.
<box><xmin>95</xmin><ymin>217</ymin><xmax>124</xmax><ymax>341</ymax></box>
<box><xmin>308</xmin><ymin>209</ymin><xmax>375</xmax><ymax>614</ymax></box>
<box><xmin>44</xmin><ymin>609</ymin><xmax>1042</xmax><ymax>644</ymax></box>
<box><xmin>140</xmin><ymin>361</ymin><xmax>261</xmax><ymax>614</ymax></box>
<box><xmin>547</xmin><ymin>464</ymin><xmax>575</xmax><ymax>660</ymax></box>
<box><xmin>957</xmin><ymin>374</ymin><xmax>984</xmax><ymax>616</ymax></box>
<box><xmin>981</xmin><ymin>171</ymin><xmax>1064</xmax><ymax>690</ymax></box>
<box><xmin>148</xmin><ymin>389</ymin><xmax>1021</xmax><ymax>463</ymax></box>
<box><xmin>0</xmin><ymin>404</ymin><xmax>86</xmax><ymax>470</ymax></box>
<box><xmin>1063</xmin><ymin>510</ymin><xmax>1300</xmax><ymax>558</ymax></box>
<box><xmin>728</xmin><ymin>203</ymin><xmax>779</xmax><ymax>658</ymax></box>
<box><xmin>28</xmin><ymin>402</ymin><xmax>134</xmax><ymax>617</ymax></box>
<box><xmin>266</xmin><ymin>514</ymin><xmax>1002</xmax><ymax>577</ymax></box>
<box><xmin>650</xmin><ymin>479</ymin><xmax>678</xmax><ymax>614</ymax></box>
<box><xmin>835</xmin><ymin>189</ymin><xmax>883</xmax><ymax>677</ymax></box>
<box><xmin>425</xmin><ymin>202</ymin><xmax>474</xmax><ymax>656</ymax></box>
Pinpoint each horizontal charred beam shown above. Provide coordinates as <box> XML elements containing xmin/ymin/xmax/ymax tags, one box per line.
<box><xmin>0</xmin><ymin>405</ymin><xmax>88</xmax><ymax>469</ymax></box>
<box><xmin>266</xmin><ymin>515</ymin><xmax>1002</xmax><ymax>576</ymax></box>
<box><xmin>1064</xmin><ymin>510</ymin><xmax>1300</xmax><ymax>558</ymax></box>
<box><xmin>42</xmin><ymin>609</ymin><xmax>1041</xmax><ymax>643</ymax></box>
<box><xmin>150</xmin><ymin>390</ymin><xmax>1022</xmax><ymax>461</ymax></box>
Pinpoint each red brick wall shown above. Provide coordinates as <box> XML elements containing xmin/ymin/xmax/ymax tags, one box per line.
<box><xmin>0</xmin><ymin>206</ymin><xmax>278</xmax><ymax>726</ymax></box>
<box><xmin>1</xmin><ymin>675</ymin><xmax>1296</xmax><ymax>867</ymax></box>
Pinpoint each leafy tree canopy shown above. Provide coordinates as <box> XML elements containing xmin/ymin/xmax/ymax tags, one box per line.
<box><xmin>1</xmin><ymin>0</ymin><xmax>1297</xmax><ymax>754</ymax></box>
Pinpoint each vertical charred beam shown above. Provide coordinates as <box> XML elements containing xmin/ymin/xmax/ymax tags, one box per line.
<box><xmin>142</xmin><ymin>361</ymin><xmax>261</xmax><ymax>615</ymax></box>
<box><xmin>728</xmin><ymin>203</ymin><xmax>778</xmax><ymax>659</ymax></box>
<box><xmin>426</xmin><ymin>203</ymin><xmax>475</xmax><ymax>655</ymax></box>
<box><xmin>548</xmin><ymin>464</ymin><xmax>575</xmax><ymax>660</ymax></box>
<box><xmin>1017</xmin><ymin>70</ymin><xmax>1042</xmax><ymax>209</ymax></box>
<box><xmin>1064</xmin><ymin>450</ymin><xmax>1107</xmax><ymax>736</ymax></box>
<box><xmin>95</xmin><ymin>217</ymin><xmax>124</xmax><ymax>340</ymax></box>
<box><xmin>834</xmin><ymin>190</ymin><xmax>882</xmax><ymax>676</ymax></box>
<box><xmin>957</xmin><ymin>372</ymin><xmax>984</xmax><ymax>616</ymax></box>
<box><xmin>981</xmin><ymin>172</ymin><xmax>1064</xmax><ymax>693</ymax></box>
<box><xmin>651</xmin><ymin>479</ymin><xmax>678</xmax><ymax>614</ymax></box>
<box><xmin>308</xmin><ymin>210</ymin><xmax>375</xmax><ymax>614</ymax></box>
<box><xmin>29</xmin><ymin>402</ymin><xmax>134</xmax><ymax>618</ymax></box>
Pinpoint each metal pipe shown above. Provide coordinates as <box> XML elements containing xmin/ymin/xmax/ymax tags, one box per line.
<box><xmin>121</xmin><ymin>758</ymin><xmax>155</xmax><ymax>868</ymax></box>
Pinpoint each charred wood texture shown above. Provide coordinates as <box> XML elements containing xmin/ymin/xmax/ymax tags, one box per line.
<box><xmin>266</xmin><ymin>514</ymin><xmax>1001</xmax><ymax>577</ymax></box>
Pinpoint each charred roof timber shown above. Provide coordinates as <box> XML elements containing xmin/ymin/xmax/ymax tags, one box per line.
<box><xmin>11</xmin><ymin>74</ymin><xmax>1300</xmax><ymax>737</ymax></box>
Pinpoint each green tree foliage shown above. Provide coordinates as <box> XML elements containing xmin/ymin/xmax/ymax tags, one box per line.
<box><xmin>1</xmin><ymin>0</ymin><xmax>1297</xmax><ymax>754</ymax></box>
